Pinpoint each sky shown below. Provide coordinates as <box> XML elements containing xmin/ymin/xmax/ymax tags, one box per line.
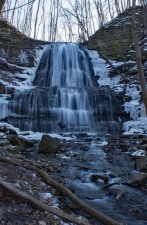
<box><xmin>3</xmin><ymin>0</ymin><xmax>142</xmax><ymax>42</ymax></box>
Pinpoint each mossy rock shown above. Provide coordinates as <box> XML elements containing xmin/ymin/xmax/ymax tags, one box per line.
<box><xmin>7</xmin><ymin>135</ymin><xmax>34</xmax><ymax>148</ymax></box>
<box><xmin>135</xmin><ymin>156</ymin><xmax>147</xmax><ymax>172</ymax></box>
<box><xmin>38</xmin><ymin>134</ymin><xmax>60</xmax><ymax>154</ymax></box>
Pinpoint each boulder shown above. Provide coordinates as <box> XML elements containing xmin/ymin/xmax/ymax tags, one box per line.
<box><xmin>90</xmin><ymin>174</ymin><xmax>109</xmax><ymax>183</ymax></box>
<box><xmin>7</xmin><ymin>135</ymin><xmax>34</xmax><ymax>148</ymax></box>
<box><xmin>135</xmin><ymin>156</ymin><xmax>147</xmax><ymax>172</ymax></box>
<box><xmin>38</xmin><ymin>134</ymin><xmax>60</xmax><ymax>154</ymax></box>
<box><xmin>138</xmin><ymin>144</ymin><xmax>147</xmax><ymax>150</ymax></box>
<box><xmin>141</xmin><ymin>137</ymin><xmax>147</xmax><ymax>144</ymax></box>
<box><xmin>129</xmin><ymin>171</ymin><xmax>147</xmax><ymax>187</ymax></box>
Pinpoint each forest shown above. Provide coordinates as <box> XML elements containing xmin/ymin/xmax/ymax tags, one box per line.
<box><xmin>0</xmin><ymin>0</ymin><xmax>147</xmax><ymax>42</ymax></box>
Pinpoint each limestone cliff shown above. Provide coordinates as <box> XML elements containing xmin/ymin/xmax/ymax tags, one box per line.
<box><xmin>87</xmin><ymin>6</ymin><xmax>145</xmax><ymax>61</ymax></box>
<box><xmin>0</xmin><ymin>16</ymin><xmax>49</xmax><ymax>94</ymax></box>
<box><xmin>0</xmin><ymin>16</ymin><xmax>48</xmax><ymax>67</ymax></box>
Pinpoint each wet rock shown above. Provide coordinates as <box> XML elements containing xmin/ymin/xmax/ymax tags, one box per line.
<box><xmin>39</xmin><ymin>221</ymin><xmax>46</xmax><ymax>225</ymax></box>
<box><xmin>51</xmin><ymin>162</ymin><xmax>63</xmax><ymax>172</ymax></box>
<box><xmin>38</xmin><ymin>134</ymin><xmax>60</xmax><ymax>154</ymax></box>
<box><xmin>0</xmin><ymin>140</ymin><xmax>10</xmax><ymax>147</ymax></box>
<box><xmin>0</xmin><ymin>188</ymin><xmax>4</xmax><ymax>198</ymax></box>
<box><xmin>0</xmin><ymin>207</ymin><xmax>4</xmax><ymax>222</ymax></box>
<box><xmin>119</xmin><ymin>140</ymin><xmax>131</xmax><ymax>148</ymax></box>
<box><xmin>141</xmin><ymin>137</ymin><xmax>147</xmax><ymax>144</ymax></box>
<box><xmin>129</xmin><ymin>171</ymin><xmax>147</xmax><ymax>187</ymax></box>
<box><xmin>7</xmin><ymin>146</ymin><xmax>25</xmax><ymax>154</ymax></box>
<box><xmin>120</xmin><ymin>147</ymin><xmax>129</xmax><ymax>152</ymax></box>
<box><xmin>7</xmin><ymin>135</ymin><xmax>34</xmax><ymax>148</ymax></box>
<box><xmin>80</xmin><ymin>145</ymin><xmax>88</xmax><ymax>151</ymax></box>
<box><xmin>131</xmin><ymin>150</ymin><xmax>145</xmax><ymax>159</ymax></box>
<box><xmin>90</xmin><ymin>174</ymin><xmax>109</xmax><ymax>183</ymax></box>
<box><xmin>76</xmin><ymin>133</ymin><xmax>87</xmax><ymax>138</ymax></box>
<box><xmin>135</xmin><ymin>156</ymin><xmax>147</xmax><ymax>172</ymax></box>
<box><xmin>138</xmin><ymin>144</ymin><xmax>147</xmax><ymax>150</ymax></box>
<box><xmin>132</xmin><ymin>208</ymin><xmax>140</xmax><ymax>213</ymax></box>
<box><xmin>0</xmin><ymin>125</ymin><xmax>18</xmax><ymax>135</ymax></box>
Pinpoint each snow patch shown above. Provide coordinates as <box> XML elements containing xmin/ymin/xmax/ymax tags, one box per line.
<box><xmin>98</xmin><ymin>141</ymin><xmax>108</xmax><ymax>146</ymax></box>
<box><xmin>123</xmin><ymin>117</ymin><xmax>147</xmax><ymax>134</ymax></box>
<box><xmin>87</xmin><ymin>50</ymin><xmax>121</xmax><ymax>87</ymax></box>
<box><xmin>0</xmin><ymin>95</ymin><xmax>9</xmax><ymax>119</ymax></box>
<box><xmin>18</xmin><ymin>51</ymin><xmax>28</xmax><ymax>64</ymax></box>
<box><xmin>19</xmin><ymin>131</ymin><xmax>73</xmax><ymax>141</ymax></box>
<box><xmin>131</xmin><ymin>150</ymin><xmax>145</xmax><ymax>157</ymax></box>
<box><xmin>0</xmin><ymin>122</ymin><xmax>20</xmax><ymax>133</ymax></box>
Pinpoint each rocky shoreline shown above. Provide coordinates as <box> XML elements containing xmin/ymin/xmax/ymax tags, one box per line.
<box><xmin>0</xmin><ymin>125</ymin><xmax>147</xmax><ymax>225</ymax></box>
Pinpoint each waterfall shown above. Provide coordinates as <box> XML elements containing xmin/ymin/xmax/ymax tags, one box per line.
<box><xmin>7</xmin><ymin>43</ymin><xmax>125</xmax><ymax>133</ymax></box>
<box><xmin>34</xmin><ymin>43</ymin><xmax>93</xmax><ymax>88</ymax></box>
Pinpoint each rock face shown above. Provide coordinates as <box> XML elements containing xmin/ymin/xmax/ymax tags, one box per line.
<box><xmin>7</xmin><ymin>135</ymin><xmax>34</xmax><ymax>148</ymax></box>
<box><xmin>38</xmin><ymin>134</ymin><xmax>60</xmax><ymax>154</ymax></box>
<box><xmin>0</xmin><ymin>16</ymin><xmax>49</xmax><ymax>95</ymax></box>
<box><xmin>0</xmin><ymin>16</ymin><xmax>48</xmax><ymax>67</ymax></box>
<box><xmin>135</xmin><ymin>156</ymin><xmax>147</xmax><ymax>172</ymax></box>
<box><xmin>87</xmin><ymin>7</ymin><xmax>144</xmax><ymax>60</ymax></box>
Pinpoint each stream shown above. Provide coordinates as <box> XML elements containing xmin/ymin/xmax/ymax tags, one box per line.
<box><xmin>23</xmin><ymin>133</ymin><xmax>147</xmax><ymax>225</ymax></box>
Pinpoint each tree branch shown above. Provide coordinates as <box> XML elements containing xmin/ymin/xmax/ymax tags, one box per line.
<box><xmin>0</xmin><ymin>156</ymin><xmax>124</xmax><ymax>225</ymax></box>
<box><xmin>0</xmin><ymin>178</ymin><xmax>90</xmax><ymax>225</ymax></box>
<box><xmin>2</xmin><ymin>0</ymin><xmax>36</xmax><ymax>13</ymax></box>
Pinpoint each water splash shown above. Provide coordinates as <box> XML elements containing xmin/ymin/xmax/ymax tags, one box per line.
<box><xmin>7</xmin><ymin>43</ymin><xmax>124</xmax><ymax>133</ymax></box>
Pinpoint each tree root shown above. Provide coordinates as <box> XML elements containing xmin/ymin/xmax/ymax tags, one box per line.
<box><xmin>0</xmin><ymin>156</ymin><xmax>125</xmax><ymax>225</ymax></box>
<box><xmin>0</xmin><ymin>178</ymin><xmax>90</xmax><ymax>225</ymax></box>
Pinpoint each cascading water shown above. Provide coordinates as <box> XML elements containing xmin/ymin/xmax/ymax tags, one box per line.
<box><xmin>34</xmin><ymin>43</ymin><xmax>93</xmax><ymax>88</ymax></box>
<box><xmin>7</xmin><ymin>43</ymin><xmax>125</xmax><ymax>133</ymax></box>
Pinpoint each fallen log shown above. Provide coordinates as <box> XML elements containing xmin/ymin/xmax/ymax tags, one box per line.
<box><xmin>0</xmin><ymin>156</ymin><xmax>124</xmax><ymax>225</ymax></box>
<box><xmin>103</xmin><ymin>174</ymin><xmax>147</xmax><ymax>189</ymax></box>
<box><xmin>0</xmin><ymin>178</ymin><xmax>90</xmax><ymax>225</ymax></box>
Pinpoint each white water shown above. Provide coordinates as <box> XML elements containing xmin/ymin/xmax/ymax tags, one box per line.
<box><xmin>7</xmin><ymin>43</ymin><xmax>123</xmax><ymax>133</ymax></box>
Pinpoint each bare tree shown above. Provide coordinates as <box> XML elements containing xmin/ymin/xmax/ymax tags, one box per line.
<box><xmin>132</xmin><ymin>0</ymin><xmax>147</xmax><ymax>115</ymax></box>
<box><xmin>0</xmin><ymin>0</ymin><xmax>6</xmax><ymax>13</ymax></box>
<box><xmin>34</xmin><ymin>0</ymin><xmax>41</xmax><ymax>38</ymax></box>
<box><xmin>140</xmin><ymin>0</ymin><xmax>147</xmax><ymax>35</ymax></box>
<box><xmin>1</xmin><ymin>0</ymin><xmax>143</xmax><ymax>42</ymax></box>
<box><xmin>93</xmin><ymin>0</ymin><xmax>107</xmax><ymax>27</ymax></box>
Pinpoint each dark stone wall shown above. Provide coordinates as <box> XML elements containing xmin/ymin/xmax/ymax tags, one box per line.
<box><xmin>87</xmin><ymin>7</ymin><xmax>144</xmax><ymax>61</ymax></box>
<box><xmin>0</xmin><ymin>16</ymin><xmax>49</xmax><ymax>67</ymax></box>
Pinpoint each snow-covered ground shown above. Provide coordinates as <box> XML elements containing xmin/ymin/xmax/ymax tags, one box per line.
<box><xmin>87</xmin><ymin>49</ymin><xmax>147</xmax><ymax>135</ymax></box>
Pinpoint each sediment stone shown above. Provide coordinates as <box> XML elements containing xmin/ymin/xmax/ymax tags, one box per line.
<box><xmin>38</xmin><ymin>134</ymin><xmax>60</xmax><ymax>154</ymax></box>
<box><xmin>138</xmin><ymin>144</ymin><xmax>147</xmax><ymax>150</ymax></box>
<box><xmin>0</xmin><ymin>16</ymin><xmax>48</xmax><ymax>67</ymax></box>
<box><xmin>87</xmin><ymin>6</ymin><xmax>144</xmax><ymax>60</ymax></box>
<box><xmin>141</xmin><ymin>137</ymin><xmax>147</xmax><ymax>144</ymax></box>
<box><xmin>135</xmin><ymin>156</ymin><xmax>147</xmax><ymax>172</ymax></box>
<box><xmin>7</xmin><ymin>135</ymin><xmax>34</xmax><ymax>148</ymax></box>
<box><xmin>0</xmin><ymin>188</ymin><xmax>4</xmax><ymax>198</ymax></box>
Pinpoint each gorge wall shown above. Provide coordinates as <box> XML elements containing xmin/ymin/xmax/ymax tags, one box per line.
<box><xmin>0</xmin><ymin>16</ymin><xmax>49</xmax><ymax>94</ymax></box>
<box><xmin>87</xmin><ymin>6</ymin><xmax>145</xmax><ymax>61</ymax></box>
<box><xmin>0</xmin><ymin>16</ymin><xmax>48</xmax><ymax>67</ymax></box>
<box><xmin>0</xmin><ymin>6</ymin><xmax>145</xmax><ymax>67</ymax></box>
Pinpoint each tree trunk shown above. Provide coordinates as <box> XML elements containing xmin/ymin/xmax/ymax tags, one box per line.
<box><xmin>143</xmin><ymin>2</ymin><xmax>147</xmax><ymax>35</ymax></box>
<box><xmin>0</xmin><ymin>178</ymin><xmax>90</xmax><ymax>225</ymax></box>
<box><xmin>0</xmin><ymin>156</ymin><xmax>124</xmax><ymax>225</ymax></box>
<box><xmin>132</xmin><ymin>0</ymin><xmax>147</xmax><ymax>115</ymax></box>
<box><xmin>0</xmin><ymin>0</ymin><xmax>6</xmax><ymax>13</ymax></box>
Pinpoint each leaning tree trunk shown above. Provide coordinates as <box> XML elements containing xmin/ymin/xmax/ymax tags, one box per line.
<box><xmin>0</xmin><ymin>0</ymin><xmax>6</xmax><ymax>14</ymax></box>
<box><xmin>132</xmin><ymin>0</ymin><xmax>147</xmax><ymax>115</ymax></box>
<box><xmin>143</xmin><ymin>2</ymin><xmax>147</xmax><ymax>35</ymax></box>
